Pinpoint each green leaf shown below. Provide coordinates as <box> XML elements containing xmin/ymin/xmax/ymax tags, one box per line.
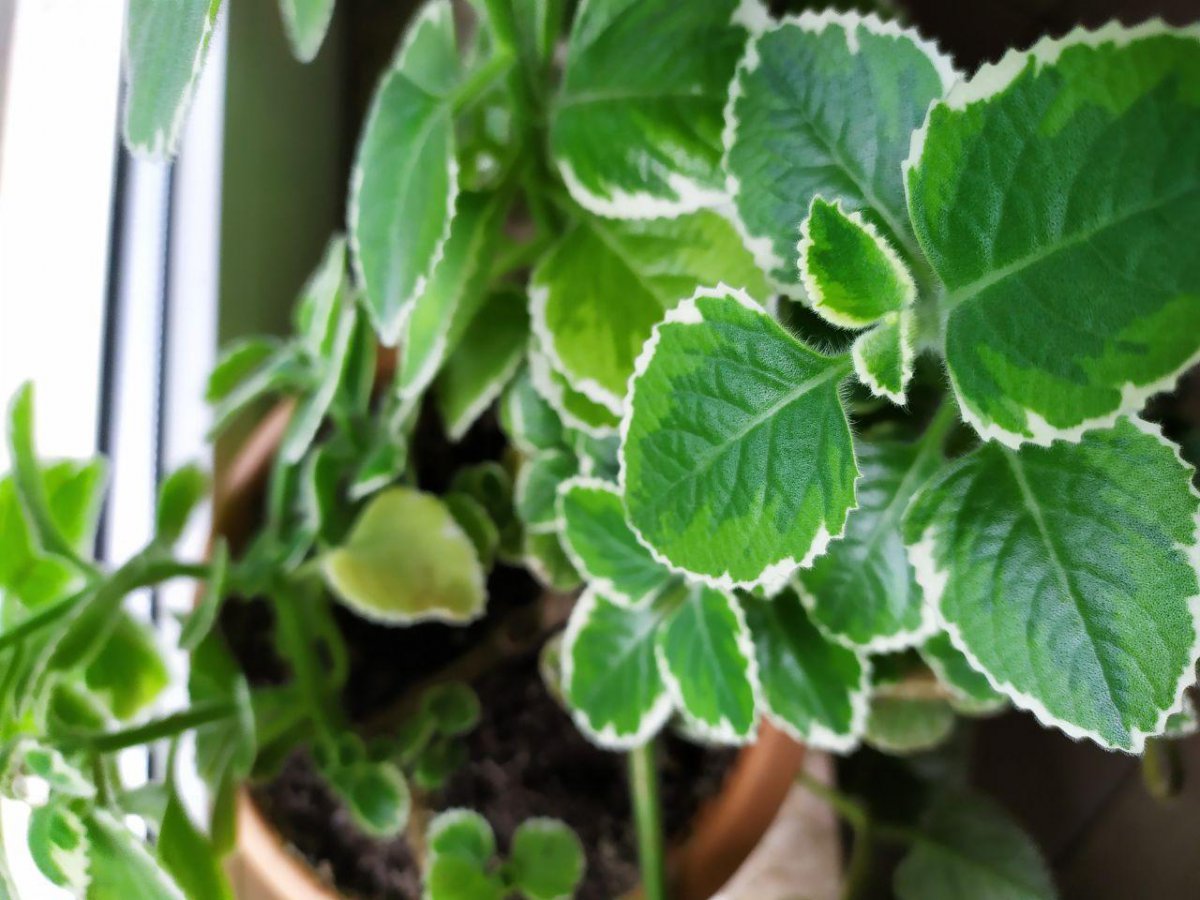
<box><xmin>349</xmin><ymin>432</ymin><xmax>409</xmax><ymax>502</ymax></box>
<box><xmin>509</xmin><ymin>818</ymin><xmax>586</xmax><ymax>900</ymax></box>
<box><xmin>445</xmin><ymin>493</ymin><xmax>500</xmax><ymax>571</ymax></box>
<box><xmin>123</xmin><ymin>0</ymin><xmax>222</xmax><ymax>158</ymax></box>
<box><xmin>864</xmin><ymin>694</ymin><xmax>955</xmax><ymax>755</ymax></box>
<box><xmin>436</xmin><ymin>288</ymin><xmax>529</xmax><ymax>440</ymax></box>
<box><xmin>621</xmin><ymin>286</ymin><xmax>857</xmax><ymax>588</ymax></box>
<box><xmin>6</xmin><ymin>385</ymin><xmax>99</xmax><ymax>573</ymax></box>
<box><xmin>798</xmin><ymin>196</ymin><xmax>915</xmax><ymax>328</ymax></box>
<box><xmin>450</xmin><ymin>462</ymin><xmax>521</xmax><ymax>559</ymax></box>
<box><xmin>155</xmin><ymin>464</ymin><xmax>208</xmax><ymax>545</ymax></box>
<box><xmin>428</xmin><ymin>808</ymin><xmax>495</xmax><ymax>865</ymax></box>
<box><xmin>656</xmin><ymin>585</ymin><xmax>758</xmax><ymax>742</ymax></box>
<box><xmin>325</xmin><ymin>757</ymin><xmax>412</xmax><ymax>838</ymax></box>
<box><xmin>350</xmin><ymin>0</ymin><xmax>460</xmax><ymax>344</ymax></box>
<box><xmin>323</xmin><ymin>487</ymin><xmax>487</xmax><ymax>624</ymax></box>
<box><xmin>904</xmin><ymin>417</ymin><xmax>1200</xmax><ymax>751</ymax></box>
<box><xmin>277</xmin><ymin>0</ymin><xmax>336</xmax><ymax>63</ymax></box>
<box><xmin>6</xmin><ymin>740</ymin><xmax>95</xmax><ymax>799</ymax></box>
<box><xmin>412</xmin><ymin>737</ymin><xmax>466</xmax><ymax>790</ymax></box>
<box><xmin>531</xmin><ymin>210</ymin><xmax>770</xmax><ymax>412</ymax></box>
<box><xmin>188</xmin><ymin>632</ymin><xmax>255</xmax><ymax>855</ymax></box>
<box><xmin>293</xmin><ymin>236</ymin><xmax>349</xmax><ymax>355</ymax></box>
<box><xmin>920</xmin><ymin>632</ymin><xmax>1006</xmax><ymax>715</ymax></box>
<box><xmin>725</xmin><ymin>11</ymin><xmax>952</xmax><ymax>287</ymax></box>
<box><xmin>158</xmin><ymin>759</ymin><xmax>234</xmax><ymax>900</ymax></box>
<box><xmin>907</xmin><ymin>24</ymin><xmax>1200</xmax><ymax>447</ymax></box>
<box><xmin>0</xmin><ymin>458</ymin><xmax>106</xmax><ymax>608</ymax></box>
<box><xmin>515</xmin><ymin>450</ymin><xmax>578</xmax><ymax>534</ymax></box>
<box><xmin>569</xmin><ymin>430</ymin><xmax>620</xmax><ymax>482</ymax></box>
<box><xmin>551</xmin><ymin>0</ymin><xmax>761</xmax><ymax>217</ymax></box>
<box><xmin>797</xmin><ymin>439</ymin><xmax>941</xmax><ymax>651</ymax></box>
<box><xmin>205</xmin><ymin>338</ymin><xmax>282</xmax><ymax>403</ymax></box>
<box><xmin>85</xmin><ymin>809</ymin><xmax>185</xmax><ymax>899</ymax></box>
<box><xmin>279</xmin><ymin>302</ymin><xmax>358</xmax><ymax>464</ymax></box>
<box><xmin>562</xmin><ymin>589</ymin><xmax>672</xmax><ymax>747</ymax></box>
<box><xmin>425</xmin><ymin>810</ymin><xmax>503</xmax><ymax>900</ymax></box>
<box><xmin>743</xmin><ymin>589</ymin><xmax>869</xmax><ymax>751</ymax></box>
<box><xmin>523</xmin><ymin>531</ymin><xmax>582</xmax><ymax>592</ymax></box>
<box><xmin>501</xmin><ymin>367</ymin><xmax>564</xmax><ymax>454</ymax></box>
<box><xmin>851</xmin><ymin>312</ymin><xmax>914</xmax><ymax>405</ymax></box>
<box><xmin>28</xmin><ymin>801</ymin><xmax>89</xmax><ymax>893</ymax></box>
<box><xmin>528</xmin><ymin>349</ymin><xmax>621</xmax><ymax>437</ymax></box>
<box><xmin>85</xmin><ymin>612</ymin><xmax>169</xmax><ymax>719</ymax></box>
<box><xmin>557</xmin><ymin>477</ymin><xmax>672</xmax><ymax>606</ymax></box>
<box><xmin>422</xmin><ymin>682</ymin><xmax>481</xmax><ymax>736</ymax></box>
<box><xmin>396</xmin><ymin>192</ymin><xmax>509</xmax><ymax>399</ymax></box>
<box><xmin>207</xmin><ymin>348</ymin><xmax>310</xmax><ymax>439</ymax></box>
<box><xmin>894</xmin><ymin>792</ymin><xmax>1056</xmax><ymax>900</ymax></box>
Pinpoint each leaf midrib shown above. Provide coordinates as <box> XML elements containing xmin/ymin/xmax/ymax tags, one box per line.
<box><xmin>639</xmin><ymin>356</ymin><xmax>852</xmax><ymax>515</ymax></box>
<box><xmin>943</xmin><ymin>180</ymin><xmax>1200</xmax><ymax>316</ymax></box>
<box><xmin>1000</xmin><ymin>450</ymin><xmax>1125</xmax><ymax>736</ymax></box>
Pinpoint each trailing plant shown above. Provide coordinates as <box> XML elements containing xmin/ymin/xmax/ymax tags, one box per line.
<box><xmin>2</xmin><ymin>0</ymin><xmax>1197</xmax><ymax>897</ymax></box>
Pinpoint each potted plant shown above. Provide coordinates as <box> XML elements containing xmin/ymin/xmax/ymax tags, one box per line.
<box><xmin>2</xmin><ymin>0</ymin><xmax>1198</xmax><ymax>898</ymax></box>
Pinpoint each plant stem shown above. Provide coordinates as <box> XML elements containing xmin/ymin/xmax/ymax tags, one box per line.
<box><xmin>0</xmin><ymin>588</ymin><xmax>86</xmax><ymax>653</ymax></box>
<box><xmin>451</xmin><ymin>50</ymin><xmax>515</xmax><ymax>114</ymax></box>
<box><xmin>272</xmin><ymin>583</ymin><xmax>336</xmax><ymax>741</ymax></box>
<box><xmin>67</xmin><ymin>700</ymin><xmax>236</xmax><ymax>754</ymax></box>
<box><xmin>480</xmin><ymin>0</ymin><xmax>535</xmax><ymax>123</ymax></box>
<box><xmin>919</xmin><ymin>399</ymin><xmax>959</xmax><ymax>454</ymax></box>
<box><xmin>629</xmin><ymin>740</ymin><xmax>667</xmax><ymax>900</ymax></box>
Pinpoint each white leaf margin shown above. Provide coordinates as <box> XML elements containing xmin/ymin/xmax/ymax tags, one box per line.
<box><xmin>553</xmin><ymin>0</ymin><xmax>771</xmax><ymax>221</ymax></box>
<box><xmin>793</xmin><ymin>567</ymin><xmax>938</xmax><ymax>656</ymax></box>
<box><xmin>721</xmin><ymin>9</ymin><xmax>957</xmax><ymax>291</ymax></box>
<box><xmin>747</xmin><ymin>595</ymin><xmax>873</xmax><ymax>754</ymax></box>
<box><xmin>851</xmin><ymin>309</ymin><xmax>916</xmax><ymax>407</ymax></box>
<box><xmin>904</xmin><ymin>416</ymin><xmax>1200</xmax><ymax>753</ymax></box>
<box><xmin>555</xmin><ymin>475</ymin><xmax>673</xmax><ymax>608</ymax></box>
<box><xmin>902</xmin><ymin>19</ymin><xmax>1200</xmax><ymax>450</ymax></box>
<box><xmin>123</xmin><ymin>0</ymin><xmax>222</xmax><ymax>159</ymax></box>
<box><xmin>618</xmin><ymin>283</ymin><xmax>858</xmax><ymax>593</ymax></box>
<box><xmin>796</xmin><ymin>197</ymin><xmax>916</xmax><ymax>330</ymax></box>
<box><xmin>440</xmin><ymin>341</ymin><xmax>525</xmax><ymax>442</ymax></box>
<box><xmin>527</xmin><ymin>347</ymin><xmax>619</xmax><ymax>439</ymax></box>
<box><xmin>653</xmin><ymin>586</ymin><xmax>763</xmax><ymax>745</ymax></box>
<box><xmin>560</xmin><ymin>588</ymin><xmax>675</xmax><ymax>750</ymax></box>
<box><xmin>348</xmin><ymin>0</ymin><xmax>460</xmax><ymax>347</ymax></box>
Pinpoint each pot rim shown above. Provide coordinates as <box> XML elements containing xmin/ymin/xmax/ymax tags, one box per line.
<box><xmin>213</xmin><ymin>403</ymin><xmax>806</xmax><ymax>900</ymax></box>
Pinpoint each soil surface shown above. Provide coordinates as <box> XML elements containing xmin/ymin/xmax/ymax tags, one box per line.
<box><xmin>250</xmin><ymin>621</ymin><xmax>735</xmax><ymax>899</ymax></box>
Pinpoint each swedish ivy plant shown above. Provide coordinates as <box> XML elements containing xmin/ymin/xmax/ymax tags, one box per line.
<box><xmin>7</xmin><ymin>0</ymin><xmax>1199</xmax><ymax>897</ymax></box>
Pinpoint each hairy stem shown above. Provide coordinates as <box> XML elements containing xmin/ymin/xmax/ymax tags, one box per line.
<box><xmin>630</xmin><ymin>740</ymin><xmax>667</xmax><ymax>900</ymax></box>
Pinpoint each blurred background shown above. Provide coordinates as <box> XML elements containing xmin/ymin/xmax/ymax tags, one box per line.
<box><xmin>1</xmin><ymin>0</ymin><xmax>1198</xmax><ymax>896</ymax></box>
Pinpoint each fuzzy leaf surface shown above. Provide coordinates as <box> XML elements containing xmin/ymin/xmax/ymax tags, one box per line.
<box><xmin>907</xmin><ymin>26</ymin><xmax>1200</xmax><ymax>445</ymax></box>
<box><xmin>904</xmin><ymin>418</ymin><xmax>1200</xmax><ymax>750</ymax></box>
<box><xmin>622</xmin><ymin>287</ymin><xmax>857</xmax><ymax>588</ymax></box>
<box><xmin>799</xmin><ymin>439</ymin><xmax>940</xmax><ymax>650</ymax></box>
<box><xmin>551</xmin><ymin>0</ymin><xmax>756</xmax><ymax>216</ymax></box>
<box><xmin>742</xmin><ymin>589</ymin><xmax>868</xmax><ymax>751</ymax></box>
<box><xmin>532</xmin><ymin>210</ymin><xmax>769</xmax><ymax>412</ymax></box>
<box><xmin>725</xmin><ymin>12</ymin><xmax>950</xmax><ymax>285</ymax></box>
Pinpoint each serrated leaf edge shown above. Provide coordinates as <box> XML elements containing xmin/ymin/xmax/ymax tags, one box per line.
<box><xmin>552</xmin><ymin>0</ymin><xmax>770</xmax><ymax>220</ymax></box>
<box><xmin>561</xmin><ymin>588</ymin><xmax>674</xmax><ymax>750</ymax></box>
<box><xmin>527</xmin><ymin>348</ymin><xmax>618</xmax><ymax>438</ymax></box>
<box><xmin>902</xmin><ymin>20</ymin><xmax>1200</xmax><ymax>449</ymax></box>
<box><xmin>653</xmin><ymin>587</ymin><xmax>762</xmax><ymax>745</ymax></box>
<box><xmin>618</xmin><ymin>284</ymin><xmax>855</xmax><ymax>592</ymax></box>
<box><xmin>905</xmin><ymin>416</ymin><xmax>1200</xmax><ymax>752</ymax></box>
<box><xmin>348</xmin><ymin>0</ymin><xmax>460</xmax><ymax>346</ymax></box>
<box><xmin>796</xmin><ymin>197</ymin><xmax>916</xmax><ymax>329</ymax></box>
<box><xmin>793</xmin><ymin>570</ymin><xmax>937</xmax><ymax>655</ymax></box>
<box><xmin>555</xmin><ymin>476</ymin><xmax>671</xmax><ymax>607</ymax></box>
<box><xmin>851</xmin><ymin>310</ymin><xmax>915</xmax><ymax>407</ymax></box>
<box><xmin>721</xmin><ymin>9</ymin><xmax>957</xmax><ymax>289</ymax></box>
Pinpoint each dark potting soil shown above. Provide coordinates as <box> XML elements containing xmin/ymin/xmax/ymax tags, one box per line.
<box><xmin>252</xmin><ymin>644</ymin><xmax>735</xmax><ymax>900</ymax></box>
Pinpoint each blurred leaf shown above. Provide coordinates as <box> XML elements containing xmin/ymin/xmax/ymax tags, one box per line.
<box><xmin>85</xmin><ymin>612</ymin><xmax>169</xmax><ymax>720</ymax></box>
<box><xmin>155</xmin><ymin>464</ymin><xmax>209</xmax><ymax>545</ymax></box>
<box><xmin>508</xmin><ymin>818</ymin><xmax>585</xmax><ymax>900</ymax></box>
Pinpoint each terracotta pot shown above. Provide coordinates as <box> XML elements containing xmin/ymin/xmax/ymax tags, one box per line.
<box><xmin>213</xmin><ymin>404</ymin><xmax>807</xmax><ymax>899</ymax></box>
